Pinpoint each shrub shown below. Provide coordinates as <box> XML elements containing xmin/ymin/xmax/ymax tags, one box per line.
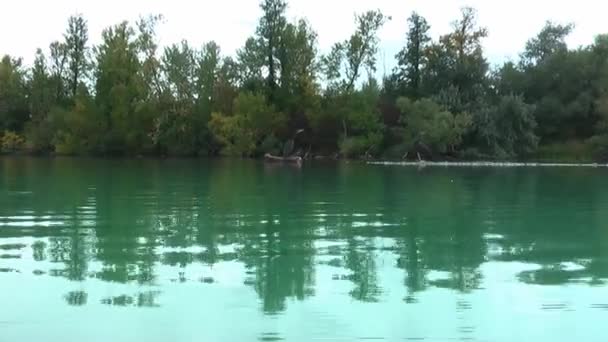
<box><xmin>1</xmin><ymin>131</ymin><xmax>25</xmax><ymax>152</ymax></box>
<box><xmin>534</xmin><ymin>140</ymin><xmax>594</xmax><ymax>162</ymax></box>
<box><xmin>339</xmin><ymin>132</ymin><xmax>382</xmax><ymax>158</ymax></box>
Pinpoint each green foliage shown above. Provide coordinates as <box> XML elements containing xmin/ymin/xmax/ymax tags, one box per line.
<box><xmin>234</xmin><ymin>92</ymin><xmax>287</xmax><ymax>139</ymax></box>
<box><xmin>394</xmin><ymin>12</ymin><xmax>431</xmax><ymax>99</ymax></box>
<box><xmin>1</xmin><ymin>131</ymin><xmax>25</xmax><ymax>152</ymax></box>
<box><xmin>517</xmin><ymin>26</ymin><xmax>601</xmax><ymax>141</ymax></box>
<box><xmin>276</xmin><ymin>19</ymin><xmax>319</xmax><ymax>114</ymax></box>
<box><xmin>209</xmin><ymin>92</ymin><xmax>286</xmax><ymax>156</ymax></box>
<box><xmin>322</xmin><ymin>10</ymin><xmax>388</xmax><ymax>92</ymax></box>
<box><xmin>4</xmin><ymin>2</ymin><xmax>608</xmax><ymax>161</ymax></box>
<box><xmin>52</xmin><ymin>90</ymin><xmax>106</xmax><ymax>155</ymax></box>
<box><xmin>257</xmin><ymin>0</ymin><xmax>288</xmax><ymax>94</ymax></box>
<box><xmin>397</xmin><ymin>97</ymin><xmax>471</xmax><ymax>154</ymax></box>
<box><xmin>587</xmin><ymin>135</ymin><xmax>608</xmax><ymax>161</ymax></box>
<box><xmin>0</xmin><ymin>56</ymin><xmax>29</xmax><ymax>132</ymax></box>
<box><xmin>422</xmin><ymin>7</ymin><xmax>488</xmax><ymax>113</ymax></box>
<box><xmin>534</xmin><ymin>141</ymin><xmax>594</xmax><ymax>163</ymax></box>
<box><xmin>25</xmin><ymin>115</ymin><xmax>54</xmax><ymax>153</ymax></box>
<box><xmin>209</xmin><ymin>113</ymin><xmax>255</xmax><ymax>156</ymax></box>
<box><xmin>522</xmin><ymin>22</ymin><xmax>574</xmax><ymax>65</ymax></box>
<box><xmin>65</xmin><ymin>15</ymin><xmax>89</xmax><ymax>99</ymax></box>
<box><xmin>339</xmin><ymin>132</ymin><xmax>382</xmax><ymax>158</ymax></box>
<box><xmin>474</xmin><ymin>95</ymin><xmax>538</xmax><ymax>158</ymax></box>
<box><xmin>260</xmin><ymin>134</ymin><xmax>282</xmax><ymax>155</ymax></box>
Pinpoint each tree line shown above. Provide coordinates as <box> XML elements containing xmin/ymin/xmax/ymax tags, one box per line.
<box><xmin>2</xmin><ymin>0</ymin><xmax>608</xmax><ymax>161</ymax></box>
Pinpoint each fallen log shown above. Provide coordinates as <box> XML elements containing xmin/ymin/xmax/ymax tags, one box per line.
<box><xmin>264</xmin><ymin>153</ymin><xmax>303</xmax><ymax>165</ymax></box>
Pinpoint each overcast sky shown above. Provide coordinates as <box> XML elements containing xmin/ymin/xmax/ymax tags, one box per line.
<box><xmin>1</xmin><ymin>0</ymin><xmax>607</xmax><ymax>71</ymax></box>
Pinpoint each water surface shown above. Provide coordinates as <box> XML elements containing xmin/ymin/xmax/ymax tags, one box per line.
<box><xmin>1</xmin><ymin>158</ymin><xmax>607</xmax><ymax>341</ymax></box>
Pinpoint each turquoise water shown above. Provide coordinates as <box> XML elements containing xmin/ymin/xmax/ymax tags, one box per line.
<box><xmin>1</xmin><ymin>158</ymin><xmax>607</xmax><ymax>341</ymax></box>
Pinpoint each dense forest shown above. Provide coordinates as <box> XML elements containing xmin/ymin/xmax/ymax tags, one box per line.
<box><xmin>2</xmin><ymin>0</ymin><xmax>608</xmax><ymax>161</ymax></box>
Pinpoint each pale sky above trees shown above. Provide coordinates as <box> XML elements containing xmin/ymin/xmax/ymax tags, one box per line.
<box><xmin>1</xmin><ymin>0</ymin><xmax>606</xmax><ymax>69</ymax></box>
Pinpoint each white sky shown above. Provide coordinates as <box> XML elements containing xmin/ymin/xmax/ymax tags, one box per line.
<box><xmin>1</xmin><ymin>0</ymin><xmax>607</xmax><ymax>71</ymax></box>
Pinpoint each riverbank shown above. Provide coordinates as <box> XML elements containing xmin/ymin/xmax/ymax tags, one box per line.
<box><xmin>3</xmin><ymin>152</ymin><xmax>608</xmax><ymax>168</ymax></box>
<box><xmin>368</xmin><ymin>160</ymin><xmax>608</xmax><ymax>168</ymax></box>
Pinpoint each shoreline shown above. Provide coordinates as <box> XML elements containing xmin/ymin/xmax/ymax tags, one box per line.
<box><xmin>2</xmin><ymin>153</ymin><xmax>607</xmax><ymax>167</ymax></box>
<box><xmin>368</xmin><ymin>160</ymin><xmax>608</xmax><ymax>168</ymax></box>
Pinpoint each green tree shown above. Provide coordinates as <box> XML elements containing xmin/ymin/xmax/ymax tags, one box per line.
<box><xmin>237</xmin><ymin>37</ymin><xmax>265</xmax><ymax>91</ymax></box>
<box><xmin>492</xmin><ymin>61</ymin><xmax>526</xmax><ymax>97</ymax></box>
<box><xmin>213</xmin><ymin>57</ymin><xmax>240</xmax><ymax>116</ymax></box>
<box><xmin>26</xmin><ymin>49</ymin><xmax>55</xmax><ymax>152</ymax></box>
<box><xmin>197</xmin><ymin>41</ymin><xmax>221</xmax><ymax>116</ymax></box>
<box><xmin>319</xmin><ymin>9</ymin><xmax>388</xmax><ymax>146</ymax></box>
<box><xmin>257</xmin><ymin>0</ymin><xmax>288</xmax><ymax>99</ymax></box>
<box><xmin>209</xmin><ymin>92</ymin><xmax>286</xmax><ymax>156</ymax></box>
<box><xmin>337</xmin><ymin>78</ymin><xmax>384</xmax><ymax>158</ymax></box>
<box><xmin>277</xmin><ymin>19</ymin><xmax>319</xmax><ymax>117</ymax></box>
<box><xmin>65</xmin><ymin>15</ymin><xmax>89</xmax><ymax>99</ymax></box>
<box><xmin>94</xmin><ymin>21</ymin><xmax>152</xmax><ymax>154</ymax></box>
<box><xmin>395</xmin><ymin>12</ymin><xmax>431</xmax><ymax>99</ymax></box>
<box><xmin>0</xmin><ymin>56</ymin><xmax>29</xmax><ymax>133</ymax></box>
<box><xmin>136</xmin><ymin>15</ymin><xmax>164</xmax><ymax>99</ymax></box>
<box><xmin>49</xmin><ymin>41</ymin><xmax>68</xmax><ymax>103</ymax></box>
<box><xmin>522</xmin><ymin>22</ymin><xmax>574</xmax><ymax>65</ymax></box>
<box><xmin>322</xmin><ymin>10</ymin><xmax>388</xmax><ymax>92</ymax></box>
<box><xmin>52</xmin><ymin>88</ymin><xmax>106</xmax><ymax>154</ymax></box>
<box><xmin>423</xmin><ymin>7</ymin><xmax>488</xmax><ymax>113</ymax></box>
<box><xmin>153</xmin><ymin>40</ymin><xmax>202</xmax><ymax>155</ymax></box>
<box><xmin>397</xmin><ymin>97</ymin><xmax>472</xmax><ymax>155</ymax></box>
<box><xmin>474</xmin><ymin>95</ymin><xmax>538</xmax><ymax>158</ymax></box>
<box><xmin>519</xmin><ymin>23</ymin><xmax>599</xmax><ymax>141</ymax></box>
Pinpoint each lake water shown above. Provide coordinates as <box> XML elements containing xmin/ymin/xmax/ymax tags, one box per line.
<box><xmin>1</xmin><ymin>158</ymin><xmax>607</xmax><ymax>341</ymax></box>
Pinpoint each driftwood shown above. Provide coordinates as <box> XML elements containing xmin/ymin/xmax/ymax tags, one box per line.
<box><xmin>264</xmin><ymin>153</ymin><xmax>303</xmax><ymax>165</ymax></box>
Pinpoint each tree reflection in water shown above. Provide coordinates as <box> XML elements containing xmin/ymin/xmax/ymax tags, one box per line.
<box><xmin>0</xmin><ymin>159</ymin><xmax>607</xmax><ymax>313</ymax></box>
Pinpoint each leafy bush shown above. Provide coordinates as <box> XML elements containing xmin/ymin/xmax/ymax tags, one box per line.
<box><xmin>25</xmin><ymin>118</ymin><xmax>54</xmax><ymax>153</ymax></box>
<box><xmin>381</xmin><ymin>142</ymin><xmax>410</xmax><ymax>160</ymax></box>
<box><xmin>259</xmin><ymin>134</ymin><xmax>281</xmax><ymax>155</ymax></box>
<box><xmin>534</xmin><ymin>140</ymin><xmax>594</xmax><ymax>162</ymax></box>
<box><xmin>1</xmin><ymin>131</ymin><xmax>25</xmax><ymax>152</ymax></box>
<box><xmin>587</xmin><ymin>135</ymin><xmax>608</xmax><ymax>162</ymax></box>
<box><xmin>397</xmin><ymin>97</ymin><xmax>472</xmax><ymax>154</ymax></box>
<box><xmin>339</xmin><ymin>132</ymin><xmax>382</xmax><ymax>158</ymax></box>
<box><xmin>208</xmin><ymin>113</ymin><xmax>255</xmax><ymax>157</ymax></box>
<box><xmin>209</xmin><ymin>92</ymin><xmax>287</xmax><ymax>157</ymax></box>
<box><xmin>474</xmin><ymin>95</ymin><xmax>538</xmax><ymax>159</ymax></box>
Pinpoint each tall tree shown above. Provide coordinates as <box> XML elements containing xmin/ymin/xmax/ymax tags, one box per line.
<box><xmin>423</xmin><ymin>7</ymin><xmax>488</xmax><ymax>113</ymax></box>
<box><xmin>395</xmin><ymin>12</ymin><xmax>431</xmax><ymax>98</ymax></box>
<box><xmin>94</xmin><ymin>21</ymin><xmax>147</xmax><ymax>153</ymax></box>
<box><xmin>154</xmin><ymin>40</ymin><xmax>200</xmax><ymax>155</ymax></box>
<box><xmin>522</xmin><ymin>22</ymin><xmax>574</xmax><ymax>66</ymax></box>
<box><xmin>277</xmin><ymin>19</ymin><xmax>319</xmax><ymax>129</ymax></box>
<box><xmin>197</xmin><ymin>41</ymin><xmax>221</xmax><ymax>116</ymax></box>
<box><xmin>237</xmin><ymin>37</ymin><xmax>265</xmax><ymax>91</ymax></box>
<box><xmin>213</xmin><ymin>57</ymin><xmax>240</xmax><ymax>116</ymax></box>
<box><xmin>519</xmin><ymin>22</ymin><xmax>597</xmax><ymax>141</ymax></box>
<box><xmin>345</xmin><ymin>10</ymin><xmax>388</xmax><ymax>91</ymax></box>
<box><xmin>29</xmin><ymin>49</ymin><xmax>53</xmax><ymax>119</ymax></box>
<box><xmin>64</xmin><ymin>15</ymin><xmax>89</xmax><ymax>99</ymax></box>
<box><xmin>136</xmin><ymin>15</ymin><xmax>164</xmax><ymax>100</ymax></box>
<box><xmin>161</xmin><ymin>41</ymin><xmax>196</xmax><ymax>103</ymax></box>
<box><xmin>257</xmin><ymin>0</ymin><xmax>288</xmax><ymax>100</ymax></box>
<box><xmin>322</xmin><ymin>10</ymin><xmax>388</xmax><ymax>92</ymax></box>
<box><xmin>26</xmin><ymin>49</ymin><xmax>55</xmax><ymax>152</ymax></box>
<box><xmin>314</xmin><ymin>9</ymin><xmax>388</xmax><ymax>152</ymax></box>
<box><xmin>0</xmin><ymin>56</ymin><xmax>29</xmax><ymax>132</ymax></box>
<box><xmin>49</xmin><ymin>41</ymin><xmax>68</xmax><ymax>102</ymax></box>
